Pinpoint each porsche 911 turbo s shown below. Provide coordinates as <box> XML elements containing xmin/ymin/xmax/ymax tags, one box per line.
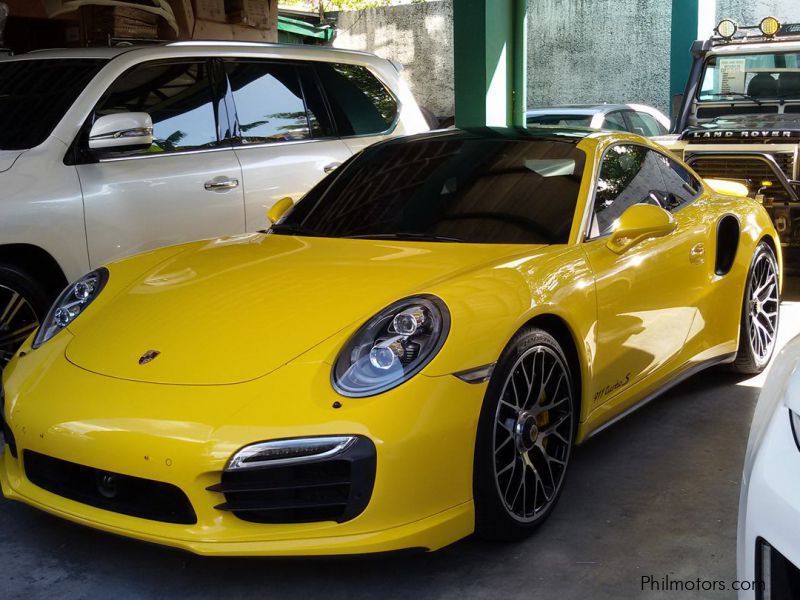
<box><xmin>0</xmin><ymin>127</ymin><xmax>781</xmax><ymax>555</ymax></box>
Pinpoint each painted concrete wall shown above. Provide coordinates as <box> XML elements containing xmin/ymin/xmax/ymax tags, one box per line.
<box><xmin>333</xmin><ymin>1</ymin><xmax>454</xmax><ymax>117</ymax></box>
<box><xmin>716</xmin><ymin>0</ymin><xmax>800</xmax><ymax>24</ymax></box>
<box><xmin>527</xmin><ymin>0</ymin><xmax>672</xmax><ymax>114</ymax></box>
<box><xmin>334</xmin><ymin>0</ymin><xmax>675</xmax><ymax>118</ymax></box>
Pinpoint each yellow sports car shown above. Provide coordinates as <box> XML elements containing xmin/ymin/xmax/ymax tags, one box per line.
<box><xmin>0</xmin><ymin>128</ymin><xmax>781</xmax><ymax>556</ymax></box>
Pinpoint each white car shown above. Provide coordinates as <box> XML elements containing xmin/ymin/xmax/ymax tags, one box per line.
<box><xmin>525</xmin><ymin>103</ymin><xmax>671</xmax><ymax>136</ymax></box>
<box><xmin>0</xmin><ymin>42</ymin><xmax>429</xmax><ymax>366</ymax></box>
<box><xmin>738</xmin><ymin>333</ymin><xmax>800</xmax><ymax>598</ymax></box>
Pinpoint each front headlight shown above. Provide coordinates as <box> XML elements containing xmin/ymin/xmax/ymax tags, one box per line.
<box><xmin>332</xmin><ymin>295</ymin><xmax>450</xmax><ymax>397</ymax></box>
<box><xmin>32</xmin><ymin>268</ymin><xmax>108</xmax><ymax>348</ymax></box>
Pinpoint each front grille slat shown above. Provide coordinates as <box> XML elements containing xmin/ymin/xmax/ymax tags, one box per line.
<box><xmin>206</xmin><ymin>479</ymin><xmax>351</xmax><ymax>494</ymax></box>
<box><xmin>214</xmin><ymin>436</ymin><xmax>376</xmax><ymax>525</ymax></box>
<box><xmin>686</xmin><ymin>153</ymin><xmax>796</xmax><ymax>199</ymax></box>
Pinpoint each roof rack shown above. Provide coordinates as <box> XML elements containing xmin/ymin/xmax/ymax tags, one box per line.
<box><xmin>710</xmin><ymin>16</ymin><xmax>800</xmax><ymax>46</ymax></box>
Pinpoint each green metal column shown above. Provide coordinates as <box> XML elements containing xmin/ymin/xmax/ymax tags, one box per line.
<box><xmin>670</xmin><ymin>0</ymin><xmax>699</xmax><ymax>103</ymax></box>
<box><xmin>453</xmin><ymin>0</ymin><xmax>528</xmax><ymax>129</ymax></box>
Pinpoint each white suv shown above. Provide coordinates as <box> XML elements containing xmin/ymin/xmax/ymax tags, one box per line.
<box><xmin>0</xmin><ymin>42</ymin><xmax>429</xmax><ymax>365</ymax></box>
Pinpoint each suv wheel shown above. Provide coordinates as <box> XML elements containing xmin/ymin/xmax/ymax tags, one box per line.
<box><xmin>0</xmin><ymin>264</ymin><xmax>50</xmax><ymax>367</ymax></box>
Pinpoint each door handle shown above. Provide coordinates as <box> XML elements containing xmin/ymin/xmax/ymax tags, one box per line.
<box><xmin>690</xmin><ymin>242</ymin><xmax>705</xmax><ymax>265</ymax></box>
<box><xmin>204</xmin><ymin>177</ymin><xmax>239</xmax><ymax>191</ymax></box>
<box><xmin>323</xmin><ymin>162</ymin><xmax>341</xmax><ymax>174</ymax></box>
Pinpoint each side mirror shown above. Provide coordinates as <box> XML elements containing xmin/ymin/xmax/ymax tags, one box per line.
<box><xmin>704</xmin><ymin>178</ymin><xmax>750</xmax><ymax>198</ymax></box>
<box><xmin>267</xmin><ymin>197</ymin><xmax>294</xmax><ymax>225</ymax></box>
<box><xmin>607</xmin><ymin>204</ymin><xmax>677</xmax><ymax>254</ymax></box>
<box><xmin>89</xmin><ymin>112</ymin><xmax>153</xmax><ymax>151</ymax></box>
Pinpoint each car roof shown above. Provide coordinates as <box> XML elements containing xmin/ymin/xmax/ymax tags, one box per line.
<box><xmin>526</xmin><ymin>104</ymin><xmax>627</xmax><ymax>116</ymax></box>
<box><xmin>0</xmin><ymin>42</ymin><xmax>392</xmax><ymax>65</ymax></box>
<box><xmin>381</xmin><ymin>127</ymin><xmax>594</xmax><ymax>147</ymax></box>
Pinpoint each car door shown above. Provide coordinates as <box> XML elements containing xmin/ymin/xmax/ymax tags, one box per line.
<box><xmin>582</xmin><ymin>143</ymin><xmax>707</xmax><ymax>409</ymax></box>
<box><xmin>313</xmin><ymin>61</ymin><xmax>401</xmax><ymax>154</ymax></box>
<box><xmin>75</xmin><ymin>59</ymin><xmax>245</xmax><ymax>267</ymax></box>
<box><xmin>223</xmin><ymin>59</ymin><xmax>353</xmax><ymax>232</ymax></box>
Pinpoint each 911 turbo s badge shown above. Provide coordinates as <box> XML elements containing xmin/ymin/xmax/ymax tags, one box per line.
<box><xmin>138</xmin><ymin>350</ymin><xmax>160</xmax><ymax>365</ymax></box>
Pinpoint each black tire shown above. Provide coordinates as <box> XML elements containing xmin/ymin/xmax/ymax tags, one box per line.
<box><xmin>474</xmin><ymin>327</ymin><xmax>577</xmax><ymax>541</ymax></box>
<box><xmin>0</xmin><ymin>264</ymin><xmax>51</xmax><ymax>367</ymax></box>
<box><xmin>733</xmin><ymin>242</ymin><xmax>780</xmax><ymax>375</ymax></box>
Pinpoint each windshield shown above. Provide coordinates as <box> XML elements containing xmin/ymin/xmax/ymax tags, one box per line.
<box><xmin>0</xmin><ymin>59</ymin><xmax>107</xmax><ymax>150</ymax></box>
<box><xmin>273</xmin><ymin>134</ymin><xmax>587</xmax><ymax>245</ymax></box>
<box><xmin>699</xmin><ymin>51</ymin><xmax>800</xmax><ymax>102</ymax></box>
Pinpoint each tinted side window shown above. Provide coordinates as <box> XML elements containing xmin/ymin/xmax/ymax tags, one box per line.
<box><xmin>95</xmin><ymin>60</ymin><xmax>220</xmax><ymax>154</ymax></box>
<box><xmin>625</xmin><ymin>111</ymin><xmax>667</xmax><ymax>136</ymax></box>
<box><xmin>225</xmin><ymin>61</ymin><xmax>310</xmax><ymax>144</ymax></box>
<box><xmin>315</xmin><ymin>63</ymin><xmax>398</xmax><ymax>136</ymax></box>
<box><xmin>654</xmin><ymin>154</ymin><xmax>702</xmax><ymax>211</ymax></box>
<box><xmin>602</xmin><ymin>111</ymin><xmax>628</xmax><ymax>132</ymax></box>
<box><xmin>592</xmin><ymin>145</ymin><xmax>666</xmax><ymax>237</ymax></box>
<box><xmin>296</xmin><ymin>65</ymin><xmax>335</xmax><ymax>137</ymax></box>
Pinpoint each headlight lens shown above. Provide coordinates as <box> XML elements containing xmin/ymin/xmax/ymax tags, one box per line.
<box><xmin>332</xmin><ymin>295</ymin><xmax>450</xmax><ymax>397</ymax></box>
<box><xmin>32</xmin><ymin>268</ymin><xmax>108</xmax><ymax>348</ymax></box>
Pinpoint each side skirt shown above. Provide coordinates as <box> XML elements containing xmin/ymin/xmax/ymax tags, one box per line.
<box><xmin>581</xmin><ymin>352</ymin><xmax>737</xmax><ymax>442</ymax></box>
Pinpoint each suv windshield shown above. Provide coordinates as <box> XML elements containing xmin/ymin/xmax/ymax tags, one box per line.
<box><xmin>699</xmin><ymin>51</ymin><xmax>800</xmax><ymax>102</ymax></box>
<box><xmin>0</xmin><ymin>58</ymin><xmax>107</xmax><ymax>150</ymax></box>
<box><xmin>273</xmin><ymin>133</ymin><xmax>587</xmax><ymax>245</ymax></box>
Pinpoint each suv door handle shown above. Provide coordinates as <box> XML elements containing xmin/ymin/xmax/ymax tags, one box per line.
<box><xmin>323</xmin><ymin>162</ymin><xmax>341</xmax><ymax>174</ymax></box>
<box><xmin>204</xmin><ymin>176</ymin><xmax>239</xmax><ymax>191</ymax></box>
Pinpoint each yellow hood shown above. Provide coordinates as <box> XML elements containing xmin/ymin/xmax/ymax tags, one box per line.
<box><xmin>65</xmin><ymin>233</ymin><xmax>535</xmax><ymax>385</ymax></box>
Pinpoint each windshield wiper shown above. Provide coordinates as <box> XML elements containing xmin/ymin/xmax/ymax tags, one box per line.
<box><xmin>268</xmin><ymin>223</ymin><xmax>322</xmax><ymax>237</ymax></box>
<box><xmin>702</xmin><ymin>92</ymin><xmax>763</xmax><ymax>105</ymax></box>
<box><xmin>344</xmin><ymin>232</ymin><xmax>467</xmax><ymax>243</ymax></box>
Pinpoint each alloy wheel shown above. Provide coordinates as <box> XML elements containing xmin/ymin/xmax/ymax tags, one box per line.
<box><xmin>0</xmin><ymin>284</ymin><xmax>39</xmax><ymax>367</ymax></box>
<box><xmin>746</xmin><ymin>252</ymin><xmax>779</xmax><ymax>363</ymax></box>
<box><xmin>492</xmin><ymin>346</ymin><xmax>574</xmax><ymax>522</ymax></box>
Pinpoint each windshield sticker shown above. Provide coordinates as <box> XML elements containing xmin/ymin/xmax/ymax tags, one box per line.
<box><xmin>719</xmin><ymin>58</ymin><xmax>747</xmax><ymax>95</ymax></box>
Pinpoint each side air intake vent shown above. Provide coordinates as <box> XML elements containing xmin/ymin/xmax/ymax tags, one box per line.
<box><xmin>716</xmin><ymin>215</ymin><xmax>740</xmax><ymax>276</ymax></box>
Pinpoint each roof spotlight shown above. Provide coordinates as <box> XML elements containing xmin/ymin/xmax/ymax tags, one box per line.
<box><xmin>760</xmin><ymin>16</ymin><xmax>781</xmax><ymax>37</ymax></box>
<box><xmin>716</xmin><ymin>19</ymin><xmax>738</xmax><ymax>40</ymax></box>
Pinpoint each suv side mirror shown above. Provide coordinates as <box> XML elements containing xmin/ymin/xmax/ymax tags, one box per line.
<box><xmin>607</xmin><ymin>204</ymin><xmax>677</xmax><ymax>254</ymax></box>
<box><xmin>89</xmin><ymin>112</ymin><xmax>153</xmax><ymax>151</ymax></box>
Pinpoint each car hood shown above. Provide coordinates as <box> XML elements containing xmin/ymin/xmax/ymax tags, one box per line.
<box><xmin>66</xmin><ymin>233</ymin><xmax>537</xmax><ymax>385</ymax></box>
<box><xmin>0</xmin><ymin>150</ymin><xmax>23</xmax><ymax>173</ymax></box>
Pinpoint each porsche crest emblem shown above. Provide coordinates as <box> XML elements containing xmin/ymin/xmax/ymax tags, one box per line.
<box><xmin>138</xmin><ymin>350</ymin><xmax>160</xmax><ymax>365</ymax></box>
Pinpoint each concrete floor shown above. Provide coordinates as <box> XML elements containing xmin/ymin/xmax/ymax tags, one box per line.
<box><xmin>1</xmin><ymin>282</ymin><xmax>799</xmax><ymax>600</ymax></box>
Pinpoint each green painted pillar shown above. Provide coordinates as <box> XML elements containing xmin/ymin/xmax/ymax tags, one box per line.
<box><xmin>453</xmin><ymin>0</ymin><xmax>528</xmax><ymax>129</ymax></box>
<box><xmin>670</xmin><ymin>0</ymin><xmax>699</xmax><ymax>104</ymax></box>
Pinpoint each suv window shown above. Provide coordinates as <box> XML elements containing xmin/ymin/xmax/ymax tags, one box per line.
<box><xmin>0</xmin><ymin>58</ymin><xmax>107</xmax><ymax>151</ymax></box>
<box><xmin>225</xmin><ymin>60</ymin><xmax>312</xmax><ymax>144</ymax></box>
<box><xmin>591</xmin><ymin>144</ymin><xmax>667</xmax><ymax>237</ymax></box>
<box><xmin>602</xmin><ymin>111</ymin><xmax>628</xmax><ymax>132</ymax></box>
<box><xmin>95</xmin><ymin>60</ymin><xmax>220</xmax><ymax>154</ymax></box>
<box><xmin>314</xmin><ymin>63</ymin><xmax>398</xmax><ymax>136</ymax></box>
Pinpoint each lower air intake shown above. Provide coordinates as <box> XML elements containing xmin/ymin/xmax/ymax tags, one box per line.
<box><xmin>211</xmin><ymin>436</ymin><xmax>376</xmax><ymax>524</ymax></box>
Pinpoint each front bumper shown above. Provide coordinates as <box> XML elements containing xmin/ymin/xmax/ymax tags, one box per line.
<box><xmin>0</xmin><ymin>336</ymin><xmax>483</xmax><ymax>555</ymax></box>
